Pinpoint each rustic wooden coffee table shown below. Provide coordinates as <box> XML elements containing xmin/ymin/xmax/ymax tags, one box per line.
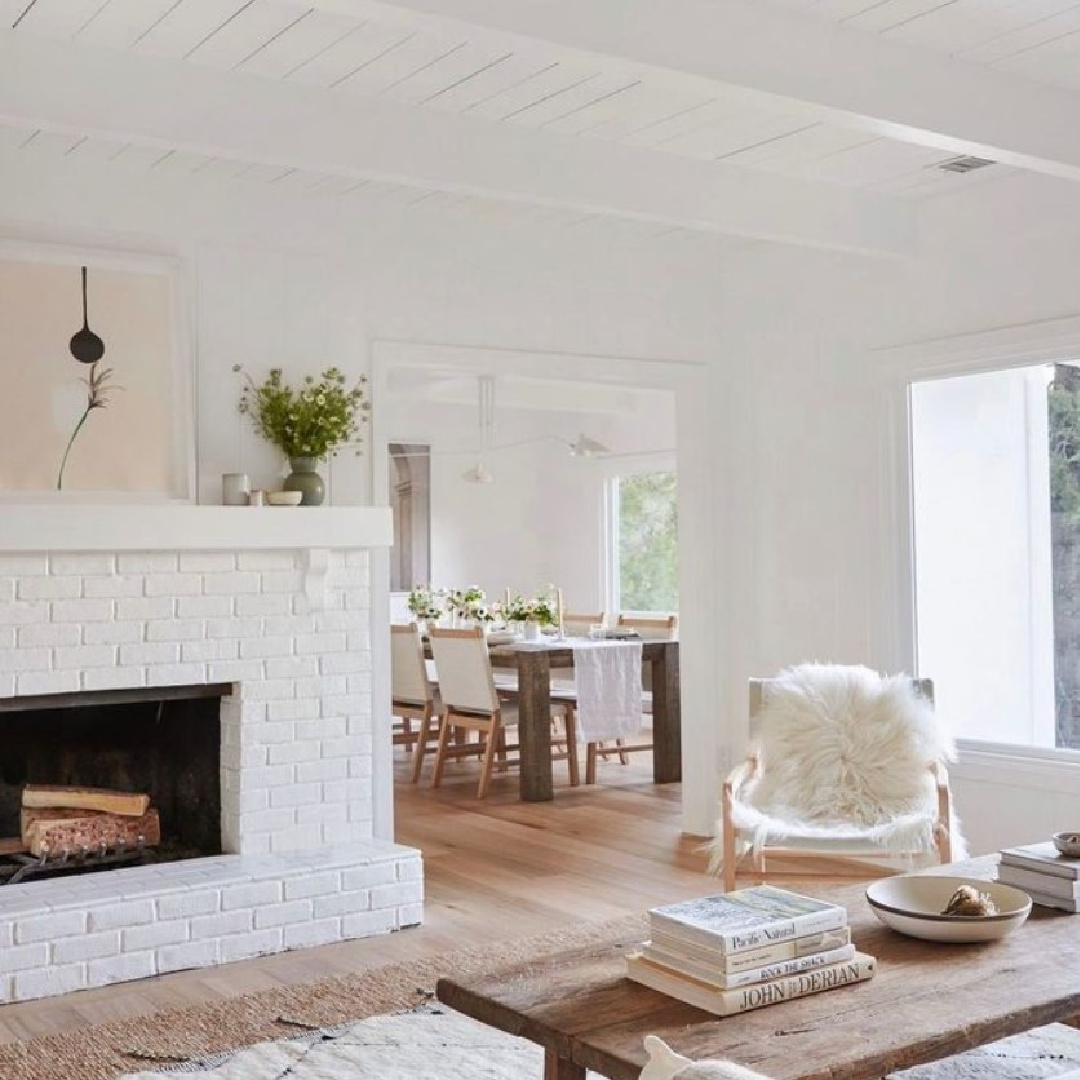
<box><xmin>437</xmin><ymin>857</ymin><xmax>1080</xmax><ymax>1080</ymax></box>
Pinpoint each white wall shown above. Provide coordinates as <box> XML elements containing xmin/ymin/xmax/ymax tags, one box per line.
<box><xmin>0</xmin><ymin>149</ymin><xmax>719</xmax><ymax>840</ymax></box>
<box><xmin>382</xmin><ymin>389</ymin><xmax>675</xmax><ymax>612</ymax></box>
<box><xmin>702</xmin><ymin>173</ymin><xmax>1080</xmax><ymax>853</ymax></box>
<box><xmin>10</xmin><ymin>147</ymin><xmax>1080</xmax><ymax>853</ymax></box>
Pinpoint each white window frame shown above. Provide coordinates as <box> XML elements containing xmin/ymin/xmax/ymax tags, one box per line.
<box><xmin>879</xmin><ymin>313</ymin><xmax>1080</xmax><ymax>767</ymax></box>
<box><xmin>601</xmin><ymin>453</ymin><xmax>677</xmax><ymax>618</ymax></box>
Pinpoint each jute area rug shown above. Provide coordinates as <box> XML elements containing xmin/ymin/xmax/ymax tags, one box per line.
<box><xmin>0</xmin><ymin>916</ymin><xmax>646</xmax><ymax>1080</ymax></box>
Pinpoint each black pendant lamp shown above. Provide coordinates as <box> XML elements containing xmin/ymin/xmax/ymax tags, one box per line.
<box><xmin>69</xmin><ymin>266</ymin><xmax>105</xmax><ymax>364</ymax></box>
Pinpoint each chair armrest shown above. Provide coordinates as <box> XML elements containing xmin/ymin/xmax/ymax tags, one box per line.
<box><xmin>929</xmin><ymin>760</ymin><xmax>951</xmax><ymax>820</ymax></box>
<box><xmin>723</xmin><ymin>754</ymin><xmax>760</xmax><ymax>800</ymax></box>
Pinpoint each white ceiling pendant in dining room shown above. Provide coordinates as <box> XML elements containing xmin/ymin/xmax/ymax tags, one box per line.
<box><xmin>462</xmin><ymin>374</ymin><xmax>497</xmax><ymax>483</ymax></box>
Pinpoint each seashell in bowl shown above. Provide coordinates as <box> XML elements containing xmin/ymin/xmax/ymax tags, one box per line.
<box><xmin>1053</xmin><ymin>831</ymin><xmax>1080</xmax><ymax>857</ymax></box>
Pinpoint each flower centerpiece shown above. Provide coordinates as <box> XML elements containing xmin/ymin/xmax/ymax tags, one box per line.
<box><xmin>446</xmin><ymin>586</ymin><xmax>494</xmax><ymax>627</ymax></box>
<box><xmin>237</xmin><ymin>365</ymin><xmax>370</xmax><ymax>505</ymax></box>
<box><xmin>503</xmin><ymin>594</ymin><xmax>558</xmax><ymax>640</ymax></box>
<box><xmin>406</xmin><ymin>585</ymin><xmax>443</xmax><ymax>632</ymax></box>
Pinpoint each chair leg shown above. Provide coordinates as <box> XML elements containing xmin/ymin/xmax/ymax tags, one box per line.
<box><xmin>616</xmin><ymin>738</ymin><xmax>629</xmax><ymax>766</ymax></box>
<box><xmin>409</xmin><ymin>710</ymin><xmax>432</xmax><ymax>784</ymax></box>
<box><xmin>431</xmin><ymin>713</ymin><xmax>453</xmax><ymax>789</ymax></box>
<box><xmin>585</xmin><ymin>742</ymin><xmax>598</xmax><ymax>785</ymax></box>
<box><xmin>721</xmin><ymin>786</ymin><xmax>737</xmax><ymax>892</ymax></box>
<box><xmin>477</xmin><ymin>720</ymin><xmax>499</xmax><ymax>799</ymax></box>
<box><xmin>563</xmin><ymin>706</ymin><xmax>580</xmax><ymax>787</ymax></box>
<box><xmin>400</xmin><ymin>716</ymin><xmax>415</xmax><ymax>752</ymax></box>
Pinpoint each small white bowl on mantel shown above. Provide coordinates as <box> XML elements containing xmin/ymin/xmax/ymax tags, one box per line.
<box><xmin>866</xmin><ymin>874</ymin><xmax>1032</xmax><ymax>943</ymax></box>
<box><xmin>266</xmin><ymin>491</ymin><xmax>304</xmax><ymax>506</ymax></box>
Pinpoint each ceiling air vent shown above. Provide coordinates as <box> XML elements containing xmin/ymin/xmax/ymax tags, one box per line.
<box><xmin>934</xmin><ymin>155</ymin><xmax>997</xmax><ymax>174</ymax></box>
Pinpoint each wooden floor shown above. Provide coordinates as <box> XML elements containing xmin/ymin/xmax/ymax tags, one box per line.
<box><xmin>0</xmin><ymin>750</ymin><xmax>715</xmax><ymax>1044</ymax></box>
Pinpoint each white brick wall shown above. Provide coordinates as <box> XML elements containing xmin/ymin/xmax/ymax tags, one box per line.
<box><xmin>0</xmin><ymin>544</ymin><xmax>424</xmax><ymax>1004</ymax></box>
<box><xmin>0</xmin><ymin>548</ymin><xmax>374</xmax><ymax>854</ymax></box>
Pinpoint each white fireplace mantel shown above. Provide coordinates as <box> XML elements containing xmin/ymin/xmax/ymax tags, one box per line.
<box><xmin>0</xmin><ymin>505</ymin><xmax>393</xmax><ymax>553</ymax></box>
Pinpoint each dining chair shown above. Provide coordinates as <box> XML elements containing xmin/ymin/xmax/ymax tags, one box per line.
<box><xmin>562</xmin><ymin>612</ymin><xmax>606</xmax><ymax>638</ymax></box>
<box><xmin>585</xmin><ymin>613</ymin><xmax>677</xmax><ymax>783</ymax></box>
<box><xmin>429</xmin><ymin>627</ymin><xmax>580</xmax><ymax>797</ymax></box>
<box><xmin>390</xmin><ymin>623</ymin><xmax>439</xmax><ymax>783</ymax></box>
<box><xmin>715</xmin><ymin>664</ymin><xmax>961</xmax><ymax>892</ymax></box>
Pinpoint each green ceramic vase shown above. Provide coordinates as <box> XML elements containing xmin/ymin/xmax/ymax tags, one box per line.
<box><xmin>283</xmin><ymin>456</ymin><xmax>325</xmax><ymax>506</ymax></box>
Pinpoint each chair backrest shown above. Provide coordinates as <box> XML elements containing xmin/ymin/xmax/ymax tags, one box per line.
<box><xmin>391</xmin><ymin>623</ymin><xmax>431</xmax><ymax>706</ymax></box>
<box><xmin>429</xmin><ymin>627</ymin><xmax>500</xmax><ymax>715</ymax></box>
<box><xmin>618</xmin><ymin>613</ymin><xmax>678</xmax><ymax>639</ymax></box>
<box><xmin>563</xmin><ymin>612</ymin><xmax>605</xmax><ymax>637</ymax></box>
<box><xmin>745</xmin><ymin>665</ymin><xmax>946</xmax><ymax>828</ymax></box>
<box><xmin>748</xmin><ymin>674</ymin><xmax>934</xmax><ymax>727</ymax></box>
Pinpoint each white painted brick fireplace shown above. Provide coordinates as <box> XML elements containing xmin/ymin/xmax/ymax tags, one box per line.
<box><xmin>0</xmin><ymin>506</ymin><xmax>421</xmax><ymax>1004</ymax></box>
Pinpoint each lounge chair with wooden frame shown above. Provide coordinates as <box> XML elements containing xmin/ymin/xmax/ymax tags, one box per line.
<box><xmin>429</xmin><ymin>627</ymin><xmax>580</xmax><ymax>798</ymax></box>
<box><xmin>717</xmin><ymin>672</ymin><xmax>957</xmax><ymax>893</ymax></box>
<box><xmin>391</xmin><ymin>623</ymin><xmax>440</xmax><ymax>783</ymax></box>
<box><xmin>585</xmin><ymin>613</ymin><xmax>677</xmax><ymax>784</ymax></box>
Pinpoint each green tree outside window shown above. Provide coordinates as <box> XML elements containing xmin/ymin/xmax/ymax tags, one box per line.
<box><xmin>618</xmin><ymin>471</ymin><xmax>678</xmax><ymax>612</ymax></box>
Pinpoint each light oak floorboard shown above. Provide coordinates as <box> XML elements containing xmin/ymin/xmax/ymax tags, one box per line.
<box><xmin>0</xmin><ymin>750</ymin><xmax>860</xmax><ymax>1044</ymax></box>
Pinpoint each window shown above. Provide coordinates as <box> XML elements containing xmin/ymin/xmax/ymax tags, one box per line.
<box><xmin>910</xmin><ymin>363</ymin><xmax>1080</xmax><ymax>752</ymax></box>
<box><xmin>610</xmin><ymin>470</ymin><xmax>678</xmax><ymax>614</ymax></box>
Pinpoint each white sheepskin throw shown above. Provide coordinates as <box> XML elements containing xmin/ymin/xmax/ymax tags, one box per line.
<box><xmin>640</xmin><ymin>1036</ymin><xmax>772</xmax><ymax>1080</ymax></box>
<box><xmin>720</xmin><ymin>663</ymin><xmax>966</xmax><ymax>862</ymax></box>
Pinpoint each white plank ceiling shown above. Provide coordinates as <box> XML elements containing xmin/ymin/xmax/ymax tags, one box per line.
<box><xmin>0</xmin><ymin>0</ymin><xmax>1025</xmax><ymax>202</ymax></box>
<box><xmin>766</xmin><ymin>0</ymin><xmax>1080</xmax><ymax>92</ymax></box>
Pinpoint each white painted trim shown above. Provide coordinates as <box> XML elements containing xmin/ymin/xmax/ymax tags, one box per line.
<box><xmin>953</xmin><ymin>743</ymin><xmax>1080</xmax><ymax>795</ymax></box>
<box><xmin>0</xmin><ymin>505</ymin><xmax>393</xmax><ymax>552</ymax></box>
<box><xmin>0</xmin><ymin>237</ymin><xmax>196</xmax><ymax>503</ymax></box>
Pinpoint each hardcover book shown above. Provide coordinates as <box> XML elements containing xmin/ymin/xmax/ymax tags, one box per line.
<box><xmin>649</xmin><ymin>886</ymin><xmax>847</xmax><ymax>954</ymax></box>
<box><xmin>640</xmin><ymin>941</ymin><xmax>857</xmax><ymax>990</ymax></box>
<box><xmin>1000</xmin><ymin>843</ymin><xmax>1080</xmax><ymax>880</ymax></box>
<box><xmin>1018</xmin><ymin>887</ymin><xmax>1080</xmax><ymax>913</ymax></box>
<box><xmin>997</xmin><ymin>865</ymin><xmax>1080</xmax><ymax>902</ymax></box>
<box><xmin>649</xmin><ymin>926</ymin><xmax>853</xmax><ymax>975</ymax></box>
<box><xmin>625</xmin><ymin>951</ymin><xmax>876</xmax><ymax>1016</ymax></box>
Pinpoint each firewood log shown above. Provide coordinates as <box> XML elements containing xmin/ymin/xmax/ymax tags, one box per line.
<box><xmin>25</xmin><ymin>810</ymin><xmax>160</xmax><ymax>857</ymax></box>
<box><xmin>21</xmin><ymin>784</ymin><xmax>151</xmax><ymax>817</ymax></box>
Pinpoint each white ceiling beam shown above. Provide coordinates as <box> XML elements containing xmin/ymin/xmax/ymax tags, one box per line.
<box><xmin>0</xmin><ymin>32</ymin><xmax>912</xmax><ymax>257</ymax></box>
<box><xmin>317</xmin><ymin>0</ymin><xmax>1080</xmax><ymax>182</ymax></box>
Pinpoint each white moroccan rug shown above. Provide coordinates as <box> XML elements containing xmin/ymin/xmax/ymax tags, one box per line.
<box><xmin>119</xmin><ymin>1007</ymin><xmax>1080</xmax><ymax>1080</ymax></box>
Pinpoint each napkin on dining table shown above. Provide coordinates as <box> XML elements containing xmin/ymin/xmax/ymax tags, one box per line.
<box><xmin>569</xmin><ymin>639</ymin><xmax>644</xmax><ymax>743</ymax></box>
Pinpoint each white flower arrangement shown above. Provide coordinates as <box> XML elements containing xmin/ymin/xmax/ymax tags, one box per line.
<box><xmin>406</xmin><ymin>585</ymin><xmax>443</xmax><ymax>621</ymax></box>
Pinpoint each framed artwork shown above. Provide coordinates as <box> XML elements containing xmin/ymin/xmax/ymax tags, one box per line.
<box><xmin>0</xmin><ymin>240</ymin><xmax>194</xmax><ymax>501</ymax></box>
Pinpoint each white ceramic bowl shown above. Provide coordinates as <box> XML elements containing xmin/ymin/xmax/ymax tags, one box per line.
<box><xmin>866</xmin><ymin>875</ymin><xmax>1031</xmax><ymax>943</ymax></box>
<box><xmin>266</xmin><ymin>491</ymin><xmax>304</xmax><ymax>506</ymax></box>
<box><xmin>1053</xmin><ymin>831</ymin><xmax>1080</xmax><ymax>857</ymax></box>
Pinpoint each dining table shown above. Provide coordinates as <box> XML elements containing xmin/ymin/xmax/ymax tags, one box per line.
<box><xmin>487</xmin><ymin>638</ymin><xmax>681</xmax><ymax>802</ymax></box>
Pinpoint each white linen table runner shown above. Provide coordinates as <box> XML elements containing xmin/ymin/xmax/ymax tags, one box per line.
<box><xmin>570</xmin><ymin>640</ymin><xmax>643</xmax><ymax>742</ymax></box>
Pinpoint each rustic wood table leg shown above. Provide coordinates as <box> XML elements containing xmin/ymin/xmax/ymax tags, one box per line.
<box><xmin>650</xmin><ymin>641</ymin><xmax>681</xmax><ymax>783</ymax></box>
<box><xmin>517</xmin><ymin>651</ymin><xmax>554</xmax><ymax>801</ymax></box>
<box><xmin>544</xmin><ymin>1048</ymin><xmax>586</xmax><ymax>1079</ymax></box>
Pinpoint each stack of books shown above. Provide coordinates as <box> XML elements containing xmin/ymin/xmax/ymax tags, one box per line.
<box><xmin>997</xmin><ymin>843</ymin><xmax>1080</xmax><ymax>912</ymax></box>
<box><xmin>626</xmin><ymin>884</ymin><xmax>875</xmax><ymax>1016</ymax></box>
